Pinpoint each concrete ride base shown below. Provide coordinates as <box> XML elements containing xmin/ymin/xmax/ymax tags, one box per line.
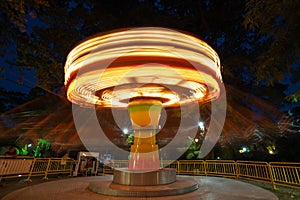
<box><xmin>2</xmin><ymin>176</ymin><xmax>278</xmax><ymax>200</ymax></box>
<box><xmin>89</xmin><ymin>177</ymin><xmax>199</xmax><ymax>197</ymax></box>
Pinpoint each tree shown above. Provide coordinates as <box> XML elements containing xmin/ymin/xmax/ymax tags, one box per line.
<box><xmin>1</xmin><ymin>1</ymin><xmax>298</xmax><ymax>101</ymax></box>
<box><xmin>0</xmin><ymin>0</ymin><xmax>49</xmax><ymax>77</ymax></box>
<box><xmin>0</xmin><ymin>88</ymin><xmax>28</xmax><ymax>112</ymax></box>
<box><xmin>1</xmin><ymin>0</ymin><xmax>299</xmax><ymax>157</ymax></box>
<box><xmin>1</xmin><ymin>0</ymin><xmax>253</xmax><ymax>92</ymax></box>
<box><xmin>244</xmin><ymin>0</ymin><xmax>300</xmax><ymax>102</ymax></box>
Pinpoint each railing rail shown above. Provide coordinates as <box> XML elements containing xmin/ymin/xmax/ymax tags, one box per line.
<box><xmin>107</xmin><ymin>160</ymin><xmax>300</xmax><ymax>190</ymax></box>
<box><xmin>205</xmin><ymin>160</ymin><xmax>236</xmax><ymax>177</ymax></box>
<box><xmin>0</xmin><ymin>156</ymin><xmax>74</xmax><ymax>182</ymax></box>
<box><xmin>1</xmin><ymin>157</ymin><xmax>299</xmax><ymax>190</ymax></box>
<box><xmin>0</xmin><ymin>156</ymin><xmax>34</xmax><ymax>179</ymax></box>
<box><xmin>236</xmin><ymin>160</ymin><xmax>271</xmax><ymax>182</ymax></box>
<box><xmin>269</xmin><ymin>162</ymin><xmax>300</xmax><ymax>189</ymax></box>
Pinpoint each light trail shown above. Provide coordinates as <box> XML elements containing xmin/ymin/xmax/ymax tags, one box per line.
<box><xmin>64</xmin><ymin>27</ymin><xmax>222</xmax><ymax>108</ymax></box>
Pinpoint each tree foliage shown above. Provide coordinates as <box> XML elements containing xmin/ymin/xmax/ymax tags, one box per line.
<box><xmin>0</xmin><ymin>0</ymin><xmax>299</xmax><ymax>104</ymax></box>
<box><xmin>244</xmin><ymin>0</ymin><xmax>300</xmax><ymax>101</ymax></box>
<box><xmin>0</xmin><ymin>87</ymin><xmax>28</xmax><ymax>112</ymax></box>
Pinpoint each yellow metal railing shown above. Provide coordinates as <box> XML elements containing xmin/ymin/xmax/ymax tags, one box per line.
<box><xmin>1</xmin><ymin>157</ymin><xmax>299</xmax><ymax>190</ymax></box>
<box><xmin>0</xmin><ymin>156</ymin><xmax>34</xmax><ymax>179</ymax></box>
<box><xmin>160</xmin><ymin>160</ymin><xmax>178</xmax><ymax>171</ymax></box>
<box><xmin>205</xmin><ymin>160</ymin><xmax>236</xmax><ymax>177</ymax></box>
<box><xmin>0</xmin><ymin>156</ymin><xmax>74</xmax><ymax>182</ymax></box>
<box><xmin>109</xmin><ymin>160</ymin><xmax>300</xmax><ymax>190</ymax></box>
<box><xmin>269</xmin><ymin>162</ymin><xmax>300</xmax><ymax>189</ymax></box>
<box><xmin>45</xmin><ymin>158</ymin><xmax>73</xmax><ymax>178</ymax></box>
<box><xmin>175</xmin><ymin>160</ymin><xmax>206</xmax><ymax>175</ymax></box>
<box><xmin>236</xmin><ymin>161</ymin><xmax>271</xmax><ymax>182</ymax></box>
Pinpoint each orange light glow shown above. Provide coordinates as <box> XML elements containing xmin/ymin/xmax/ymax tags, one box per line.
<box><xmin>128</xmin><ymin>99</ymin><xmax>162</xmax><ymax>170</ymax></box>
<box><xmin>64</xmin><ymin>27</ymin><xmax>222</xmax><ymax>108</ymax></box>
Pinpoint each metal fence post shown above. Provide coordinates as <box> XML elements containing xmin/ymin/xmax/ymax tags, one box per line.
<box><xmin>43</xmin><ymin>158</ymin><xmax>51</xmax><ymax>180</ymax></box>
<box><xmin>69</xmin><ymin>159</ymin><xmax>74</xmax><ymax>176</ymax></box>
<box><xmin>268</xmin><ymin>163</ymin><xmax>277</xmax><ymax>190</ymax></box>
<box><xmin>24</xmin><ymin>157</ymin><xmax>36</xmax><ymax>182</ymax></box>
<box><xmin>204</xmin><ymin>160</ymin><xmax>207</xmax><ymax>176</ymax></box>
<box><xmin>235</xmin><ymin>161</ymin><xmax>239</xmax><ymax>179</ymax></box>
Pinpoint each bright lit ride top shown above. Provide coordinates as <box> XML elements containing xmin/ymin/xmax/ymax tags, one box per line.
<box><xmin>64</xmin><ymin>27</ymin><xmax>222</xmax><ymax>108</ymax></box>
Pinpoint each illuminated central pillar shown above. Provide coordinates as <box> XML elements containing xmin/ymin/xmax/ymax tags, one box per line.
<box><xmin>128</xmin><ymin>99</ymin><xmax>162</xmax><ymax>170</ymax></box>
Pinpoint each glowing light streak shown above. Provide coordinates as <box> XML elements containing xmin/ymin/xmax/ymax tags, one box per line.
<box><xmin>64</xmin><ymin>27</ymin><xmax>222</xmax><ymax>108</ymax></box>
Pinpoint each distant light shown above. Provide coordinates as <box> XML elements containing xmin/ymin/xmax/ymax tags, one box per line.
<box><xmin>83</xmin><ymin>153</ymin><xmax>86</xmax><ymax>156</ymax></box>
<box><xmin>198</xmin><ymin>121</ymin><xmax>205</xmax><ymax>130</ymax></box>
<box><xmin>267</xmin><ymin>145</ymin><xmax>276</xmax><ymax>155</ymax></box>
<box><xmin>123</xmin><ymin>128</ymin><xmax>129</xmax><ymax>135</ymax></box>
<box><xmin>28</xmin><ymin>144</ymin><xmax>32</xmax><ymax>148</ymax></box>
<box><xmin>18</xmin><ymin>175</ymin><xmax>22</xmax><ymax>177</ymax></box>
<box><xmin>195</xmin><ymin>138</ymin><xmax>199</xmax><ymax>142</ymax></box>
<box><xmin>239</xmin><ymin>146</ymin><xmax>249</xmax><ymax>154</ymax></box>
<box><xmin>216</xmin><ymin>156</ymin><xmax>220</xmax><ymax>160</ymax></box>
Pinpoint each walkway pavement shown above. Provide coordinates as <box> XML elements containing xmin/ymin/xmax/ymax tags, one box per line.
<box><xmin>0</xmin><ymin>175</ymin><xmax>72</xmax><ymax>199</ymax></box>
<box><xmin>1</xmin><ymin>175</ymin><xmax>278</xmax><ymax>200</ymax></box>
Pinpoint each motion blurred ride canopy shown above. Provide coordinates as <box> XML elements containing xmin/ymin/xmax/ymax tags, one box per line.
<box><xmin>64</xmin><ymin>27</ymin><xmax>222</xmax><ymax>108</ymax></box>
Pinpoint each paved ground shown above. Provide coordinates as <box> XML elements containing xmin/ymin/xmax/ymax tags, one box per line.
<box><xmin>0</xmin><ymin>175</ymin><xmax>73</xmax><ymax>199</ymax></box>
<box><xmin>1</xmin><ymin>175</ymin><xmax>278</xmax><ymax>200</ymax></box>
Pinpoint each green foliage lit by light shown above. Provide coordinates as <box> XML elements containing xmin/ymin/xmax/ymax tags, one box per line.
<box><xmin>33</xmin><ymin>146</ymin><xmax>41</xmax><ymax>157</ymax></box>
<box><xmin>178</xmin><ymin>136</ymin><xmax>201</xmax><ymax>160</ymax></box>
<box><xmin>286</xmin><ymin>90</ymin><xmax>300</xmax><ymax>103</ymax></box>
<box><xmin>186</xmin><ymin>137</ymin><xmax>201</xmax><ymax>159</ymax></box>
<box><xmin>126</xmin><ymin>134</ymin><xmax>134</xmax><ymax>146</ymax></box>
<box><xmin>15</xmin><ymin>148</ymin><xmax>20</xmax><ymax>155</ymax></box>
<box><xmin>33</xmin><ymin>138</ymin><xmax>51</xmax><ymax>157</ymax></box>
<box><xmin>18</xmin><ymin>144</ymin><xmax>29</xmax><ymax>156</ymax></box>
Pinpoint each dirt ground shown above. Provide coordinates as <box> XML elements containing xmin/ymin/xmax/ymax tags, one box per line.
<box><xmin>0</xmin><ymin>175</ymin><xmax>299</xmax><ymax>200</ymax></box>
